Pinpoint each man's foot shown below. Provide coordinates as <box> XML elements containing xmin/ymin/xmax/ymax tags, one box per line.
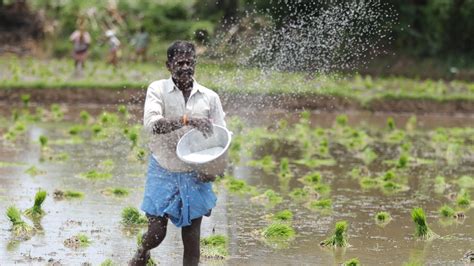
<box><xmin>128</xmin><ymin>248</ymin><xmax>151</xmax><ymax>266</ymax></box>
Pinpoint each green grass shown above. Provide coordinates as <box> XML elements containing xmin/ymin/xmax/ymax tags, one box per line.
<box><xmin>2</xmin><ymin>58</ymin><xmax>473</xmax><ymax>109</ymax></box>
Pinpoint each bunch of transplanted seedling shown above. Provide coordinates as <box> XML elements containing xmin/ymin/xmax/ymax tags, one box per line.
<box><xmin>6</xmin><ymin>206</ymin><xmax>35</xmax><ymax>239</ymax></box>
<box><xmin>411</xmin><ymin>208</ymin><xmax>438</xmax><ymax>240</ymax></box>
<box><xmin>320</xmin><ymin>221</ymin><xmax>350</xmax><ymax>247</ymax></box>
<box><xmin>200</xmin><ymin>234</ymin><xmax>229</xmax><ymax>259</ymax></box>
<box><xmin>24</xmin><ymin>190</ymin><xmax>47</xmax><ymax>218</ymax></box>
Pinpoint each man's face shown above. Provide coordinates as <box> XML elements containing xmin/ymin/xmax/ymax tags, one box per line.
<box><xmin>167</xmin><ymin>52</ymin><xmax>196</xmax><ymax>86</ymax></box>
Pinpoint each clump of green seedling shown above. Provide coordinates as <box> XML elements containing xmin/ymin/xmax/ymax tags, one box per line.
<box><xmin>121</xmin><ymin>207</ymin><xmax>147</xmax><ymax>226</ymax></box>
<box><xmin>262</xmin><ymin>223</ymin><xmax>295</xmax><ymax>240</ymax></box>
<box><xmin>24</xmin><ymin>190</ymin><xmax>47</xmax><ymax>218</ymax></box>
<box><xmin>397</xmin><ymin>154</ymin><xmax>409</xmax><ymax>168</ymax></box>
<box><xmin>223</xmin><ymin>175</ymin><xmax>255</xmax><ymax>195</ymax></box>
<box><xmin>92</xmin><ymin>124</ymin><xmax>103</xmax><ymax>136</ymax></box>
<box><xmin>200</xmin><ymin>234</ymin><xmax>229</xmax><ymax>259</ymax></box>
<box><xmin>299</xmin><ymin>172</ymin><xmax>321</xmax><ymax>185</ymax></box>
<box><xmin>438</xmin><ymin>205</ymin><xmax>455</xmax><ymax>218</ymax></box>
<box><xmin>64</xmin><ymin>233</ymin><xmax>91</xmax><ymax>249</ymax></box>
<box><xmin>100</xmin><ymin>259</ymin><xmax>114</xmax><ymax>266</ymax></box>
<box><xmin>38</xmin><ymin>135</ymin><xmax>48</xmax><ymax>149</ymax></box>
<box><xmin>359</xmin><ymin>177</ymin><xmax>380</xmax><ymax>189</ymax></box>
<box><xmin>309</xmin><ymin>198</ymin><xmax>332</xmax><ymax>210</ymax></box>
<box><xmin>375</xmin><ymin>211</ymin><xmax>392</xmax><ymax>226</ymax></box>
<box><xmin>434</xmin><ymin>176</ymin><xmax>447</xmax><ymax>194</ymax></box>
<box><xmin>25</xmin><ymin>166</ymin><xmax>45</xmax><ymax>176</ymax></box>
<box><xmin>387</xmin><ymin>117</ymin><xmax>396</xmax><ymax>130</ymax></box>
<box><xmin>273</xmin><ymin>210</ymin><xmax>293</xmax><ymax>222</ymax></box>
<box><xmin>344</xmin><ymin>258</ymin><xmax>361</xmax><ymax>266</ymax></box>
<box><xmin>456</xmin><ymin>190</ymin><xmax>471</xmax><ymax>209</ymax></box>
<box><xmin>118</xmin><ymin>104</ymin><xmax>128</xmax><ymax>115</ymax></box>
<box><xmin>278</xmin><ymin>158</ymin><xmax>292</xmax><ymax>179</ymax></box>
<box><xmin>251</xmin><ymin>189</ymin><xmax>283</xmax><ymax>207</ymax></box>
<box><xmin>320</xmin><ymin>220</ymin><xmax>349</xmax><ymax>247</ymax></box>
<box><xmin>21</xmin><ymin>94</ymin><xmax>31</xmax><ymax>107</ymax></box>
<box><xmin>129</xmin><ymin>131</ymin><xmax>138</xmax><ymax>147</ymax></box>
<box><xmin>411</xmin><ymin>207</ymin><xmax>438</xmax><ymax>240</ymax></box>
<box><xmin>335</xmin><ymin>114</ymin><xmax>348</xmax><ymax>127</ymax></box>
<box><xmin>80</xmin><ymin>170</ymin><xmax>112</xmax><ymax>180</ymax></box>
<box><xmin>53</xmin><ymin>189</ymin><xmax>84</xmax><ymax>200</ymax></box>
<box><xmin>103</xmin><ymin>187</ymin><xmax>129</xmax><ymax>197</ymax></box>
<box><xmin>6</xmin><ymin>206</ymin><xmax>34</xmax><ymax>238</ymax></box>
<box><xmin>456</xmin><ymin>175</ymin><xmax>474</xmax><ymax>189</ymax></box>
<box><xmin>68</xmin><ymin>125</ymin><xmax>82</xmax><ymax>135</ymax></box>
<box><xmin>80</xmin><ymin>110</ymin><xmax>90</xmax><ymax>124</ymax></box>
<box><xmin>50</xmin><ymin>104</ymin><xmax>63</xmax><ymax>121</ymax></box>
<box><xmin>289</xmin><ymin>187</ymin><xmax>309</xmax><ymax>202</ymax></box>
<box><xmin>248</xmin><ymin>155</ymin><xmax>276</xmax><ymax>173</ymax></box>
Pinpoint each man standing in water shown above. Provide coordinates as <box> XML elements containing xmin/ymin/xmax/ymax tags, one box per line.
<box><xmin>130</xmin><ymin>41</ymin><xmax>226</xmax><ymax>266</ymax></box>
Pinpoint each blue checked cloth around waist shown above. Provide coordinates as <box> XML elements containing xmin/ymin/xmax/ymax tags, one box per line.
<box><xmin>140</xmin><ymin>155</ymin><xmax>217</xmax><ymax>227</ymax></box>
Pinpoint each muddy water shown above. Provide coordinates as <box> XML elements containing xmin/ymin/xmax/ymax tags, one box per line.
<box><xmin>0</xmin><ymin>104</ymin><xmax>473</xmax><ymax>265</ymax></box>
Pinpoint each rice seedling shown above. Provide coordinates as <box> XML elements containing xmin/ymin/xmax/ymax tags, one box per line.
<box><xmin>24</xmin><ymin>190</ymin><xmax>47</xmax><ymax>218</ymax></box>
<box><xmin>38</xmin><ymin>135</ymin><xmax>48</xmax><ymax>149</ymax></box>
<box><xmin>289</xmin><ymin>188</ymin><xmax>309</xmax><ymax>202</ymax></box>
<box><xmin>68</xmin><ymin>125</ymin><xmax>82</xmax><ymax>135</ymax></box>
<box><xmin>456</xmin><ymin>175</ymin><xmax>474</xmax><ymax>189</ymax></box>
<box><xmin>405</xmin><ymin>115</ymin><xmax>417</xmax><ymax>132</ymax></box>
<box><xmin>99</xmin><ymin>159</ymin><xmax>115</xmax><ymax>172</ymax></box>
<box><xmin>121</xmin><ymin>207</ymin><xmax>148</xmax><ymax>226</ymax></box>
<box><xmin>344</xmin><ymin>258</ymin><xmax>361</xmax><ymax>266</ymax></box>
<box><xmin>309</xmin><ymin>198</ymin><xmax>332</xmax><ymax>210</ymax></box>
<box><xmin>387</xmin><ymin>117</ymin><xmax>396</xmax><ymax>131</ymax></box>
<box><xmin>361</xmin><ymin>147</ymin><xmax>378</xmax><ymax>165</ymax></box>
<box><xmin>456</xmin><ymin>190</ymin><xmax>471</xmax><ymax>209</ymax></box>
<box><xmin>299</xmin><ymin>172</ymin><xmax>322</xmax><ymax>185</ymax></box>
<box><xmin>100</xmin><ymin>259</ymin><xmax>114</xmax><ymax>266</ymax></box>
<box><xmin>53</xmin><ymin>189</ymin><xmax>84</xmax><ymax>200</ymax></box>
<box><xmin>278</xmin><ymin>158</ymin><xmax>293</xmax><ymax>179</ymax></box>
<box><xmin>79</xmin><ymin>110</ymin><xmax>90</xmax><ymax>124</ymax></box>
<box><xmin>64</xmin><ymin>233</ymin><xmax>91</xmax><ymax>249</ymax></box>
<box><xmin>224</xmin><ymin>176</ymin><xmax>255</xmax><ymax>195</ymax></box>
<box><xmin>273</xmin><ymin>210</ymin><xmax>293</xmax><ymax>222</ymax></box>
<box><xmin>200</xmin><ymin>234</ymin><xmax>228</xmax><ymax>259</ymax></box>
<box><xmin>6</xmin><ymin>206</ymin><xmax>34</xmax><ymax>238</ymax></box>
<box><xmin>118</xmin><ymin>104</ymin><xmax>128</xmax><ymax>116</ymax></box>
<box><xmin>251</xmin><ymin>189</ymin><xmax>283</xmax><ymax>207</ymax></box>
<box><xmin>80</xmin><ymin>170</ymin><xmax>112</xmax><ymax>180</ymax></box>
<box><xmin>50</xmin><ymin>104</ymin><xmax>63</xmax><ymax>121</ymax></box>
<box><xmin>129</xmin><ymin>131</ymin><xmax>139</xmax><ymax>147</ymax></box>
<box><xmin>434</xmin><ymin>176</ymin><xmax>447</xmax><ymax>194</ymax></box>
<box><xmin>262</xmin><ymin>223</ymin><xmax>295</xmax><ymax>242</ymax></box>
<box><xmin>411</xmin><ymin>207</ymin><xmax>438</xmax><ymax>240</ymax></box>
<box><xmin>102</xmin><ymin>187</ymin><xmax>129</xmax><ymax>197</ymax></box>
<box><xmin>375</xmin><ymin>211</ymin><xmax>392</xmax><ymax>226</ymax></box>
<box><xmin>320</xmin><ymin>221</ymin><xmax>349</xmax><ymax>247</ymax></box>
<box><xmin>25</xmin><ymin>166</ymin><xmax>45</xmax><ymax>176</ymax></box>
<box><xmin>359</xmin><ymin>177</ymin><xmax>379</xmax><ymax>190</ymax></box>
<box><xmin>397</xmin><ymin>154</ymin><xmax>409</xmax><ymax>168</ymax></box>
<box><xmin>21</xmin><ymin>94</ymin><xmax>30</xmax><ymax>107</ymax></box>
<box><xmin>92</xmin><ymin>124</ymin><xmax>103</xmax><ymax>136</ymax></box>
<box><xmin>335</xmin><ymin>114</ymin><xmax>348</xmax><ymax>127</ymax></box>
<box><xmin>438</xmin><ymin>205</ymin><xmax>455</xmax><ymax>218</ymax></box>
<box><xmin>248</xmin><ymin>155</ymin><xmax>276</xmax><ymax>173</ymax></box>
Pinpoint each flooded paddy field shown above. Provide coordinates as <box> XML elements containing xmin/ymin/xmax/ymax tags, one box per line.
<box><xmin>0</xmin><ymin>102</ymin><xmax>473</xmax><ymax>265</ymax></box>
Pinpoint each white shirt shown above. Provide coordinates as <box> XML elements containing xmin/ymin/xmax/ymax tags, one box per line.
<box><xmin>143</xmin><ymin>77</ymin><xmax>226</xmax><ymax>172</ymax></box>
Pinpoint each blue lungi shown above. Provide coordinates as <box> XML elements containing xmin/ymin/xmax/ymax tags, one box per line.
<box><xmin>140</xmin><ymin>156</ymin><xmax>217</xmax><ymax>227</ymax></box>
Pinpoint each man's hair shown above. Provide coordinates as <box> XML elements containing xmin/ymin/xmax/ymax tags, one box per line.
<box><xmin>167</xmin><ymin>41</ymin><xmax>195</xmax><ymax>61</ymax></box>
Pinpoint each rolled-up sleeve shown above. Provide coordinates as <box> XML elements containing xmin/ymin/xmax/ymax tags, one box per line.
<box><xmin>143</xmin><ymin>84</ymin><xmax>164</xmax><ymax>134</ymax></box>
<box><xmin>210</xmin><ymin>94</ymin><xmax>226</xmax><ymax>127</ymax></box>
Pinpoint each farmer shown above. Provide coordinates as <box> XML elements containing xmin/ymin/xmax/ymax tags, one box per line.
<box><xmin>69</xmin><ymin>25</ymin><xmax>91</xmax><ymax>74</ymax></box>
<box><xmin>131</xmin><ymin>26</ymin><xmax>150</xmax><ymax>62</ymax></box>
<box><xmin>105</xmin><ymin>29</ymin><xmax>121</xmax><ymax>66</ymax></box>
<box><xmin>129</xmin><ymin>41</ymin><xmax>226</xmax><ymax>266</ymax></box>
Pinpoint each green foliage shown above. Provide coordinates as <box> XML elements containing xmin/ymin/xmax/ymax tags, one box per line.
<box><xmin>121</xmin><ymin>207</ymin><xmax>148</xmax><ymax>226</ymax></box>
<box><xmin>411</xmin><ymin>207</ymin><xmax>438</xmax><ymax>240</ymax></box>
<box><xmin>200</xmin><ymin>234</ymin><xmax>228</xmax><ymax>259</ymax></box>
<box><xmin>320</xmin><ymin>221</ymin><xmax>349</xmax><ymax>247</ymax></box>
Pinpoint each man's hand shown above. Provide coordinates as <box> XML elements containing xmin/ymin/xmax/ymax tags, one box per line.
<box><xmin>197</xmin><ymin>172</ymin><xmax>216</xmax><ymax>183</ymax></box>
<box><xmin>188</xmin><ymin>117</ymin><xmax>213</xmax><ymax>138</ymax></box>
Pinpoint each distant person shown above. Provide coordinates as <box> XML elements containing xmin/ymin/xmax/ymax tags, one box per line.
<box><xmin>105</xmin><ymin>29</ymin><xmax>121</xmax><ymax>66</ymax></box>
<box><xmin>131</xmin><ymin>26</ymin><xmax>150</xmax><ymax>62</ymax></box>
<box><xmin>129</xmin><ymin>41</ymin><xmax>226</xmax><ymax>266</ymax></box>
<box><xmin>69</xmin><ymin>26</ymin><xmax>91</xmax><ymax>74</ymax></box>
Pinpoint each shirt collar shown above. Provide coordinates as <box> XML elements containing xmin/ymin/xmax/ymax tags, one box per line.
<box><xmin>167</xmin><ymin>77</ymin><xmax>201</xmax><ymax>94</ymax></box>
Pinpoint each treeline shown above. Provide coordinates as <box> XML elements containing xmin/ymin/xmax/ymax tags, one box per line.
<box><xmin>23</xmin><ymin>0</ymin><xmax>474</xmax><ymax>58</ymax></box>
